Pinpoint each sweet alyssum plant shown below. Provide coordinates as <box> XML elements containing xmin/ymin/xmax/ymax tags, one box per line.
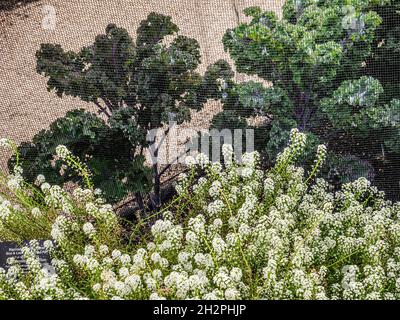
<box><xmin>1</xmin><ymin>131</ymin><xmax>400</xmax><ymax>300</ymax></box>
<box><xmin>0</xmin><ymin>139</ymin><xmax>121</xmax><ymax>245</ymax></box>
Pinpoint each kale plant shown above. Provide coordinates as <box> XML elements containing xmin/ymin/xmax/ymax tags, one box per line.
<box><xmin>11</xmin><ymin>13</ymin><xmax>222</xmax><ymax>208</ymax></box>
<box><xmin>365</xmin><ymin>0</ymin><xmax>400</xmax><ymax>105</ymax></box>
<box><xmin>210</xmin><ymin>0</ymin><xmax>400</xmax><ymax>185</ymax></box>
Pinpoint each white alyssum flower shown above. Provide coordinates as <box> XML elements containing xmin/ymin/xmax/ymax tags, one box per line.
<box><xmin>31</xmin><ymin>207</ymin><xmax>42</xmax><ymax>218</ymax></box>
<box><xmin>0</xmin><ymin>203</ymin><xmax>11</xmax><ymax>221</ymax></box>
<box><xmin>222</xmin><ymin>144</ymin><xmax>234</xmax><ymax>165</ymax></box>
<box><xmin>196</xmin><ymin>153</ymin><xmax>209</xmax><ymax>169</ymax></box>
<box><xmin>185</xmin><ymin>156</ymin><xmax>196</xmax><ymax>168</ymax></box>
<box><xmin>0</xmin><ymin>139</ymin><xmax>17</xmax><ymax>155</ymax></box>
<box><xmin>55</xmin><ymin>145</ymin><xmax>71</xmax><ymax>159</ymax></box>
<box><xmin>34</xmin><ymin>174</ymin><xmax>46</xmax><ymax>186</ymax></box>
<box><xmin>82</xmin><ymin>222</ymin><xmax>96</xmax><ymax>237</ymax></box>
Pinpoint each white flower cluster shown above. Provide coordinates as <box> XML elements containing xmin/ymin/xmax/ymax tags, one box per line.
<box><xmin>0</xmin><ymin>138</ymin><xmax>14</xmax><ymax>150</ymax></box>
<box><xmin>1</xmin><ymin>138</ymin><xmax>400</xmax><ymax>300</ymax></box>
<box><xmin>275</xmin><ymin>128</ymin><xmax>308</xmax><ymax>170</ymax></box>
<box><xmin>0</xmin><ymin>165</ymin><xmax>119</xmax><ymax>252</ymax></box>
<box><xmin>6</xmin><ymin>166</ymin><xmax>24</xmax><ymax>191</ymax></box>
<box><xmin>0</xmin><ymin>199</ymin><xmax>11</xmax><ymax>222</ymax></box>
<box><xmin>34</xmin><ymin>174</ymin><xmax>46</xmax><ymax>186</ymax></box>
<box><xmin>55</xmin><ymin>145</ymin><xmax>71</xmax><ymax>160</ymax></box>
<box><xmin>0</xmin><ymin>241</ymin><xmax>84</xmax><ymax>300</ymax></box>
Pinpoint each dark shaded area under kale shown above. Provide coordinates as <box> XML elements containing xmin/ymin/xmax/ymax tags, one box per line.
<box><xmin>326</xmin><ymin>129</ymin><xmax>400</xmax><ymax>202</ymax></box>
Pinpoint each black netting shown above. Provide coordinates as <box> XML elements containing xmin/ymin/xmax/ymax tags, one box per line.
<box><xmin>2</xmin><ymin>0</ymin><xmax>400</xmax><ymax>302</ymax></box>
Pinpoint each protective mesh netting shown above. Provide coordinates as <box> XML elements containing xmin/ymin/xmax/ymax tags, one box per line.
<box><xmin>0</xmin><ymin>0</ymin><xmax>399</xmax><ymax>201</ymax></box>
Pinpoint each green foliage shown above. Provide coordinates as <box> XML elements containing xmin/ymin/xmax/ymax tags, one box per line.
<box><xmin>365</xmin><ymin>0</ymin><xmax>400</xmax><ymax>103</ymax></box>
<box><xmin>320</xmin><ymin>76</ymin><xmax>384</xmax><ymax>129</ymax></box>
<box><xmin>35</xmin><ymin>13</ymin><xmax>209</xmax><ymax>122</ymax></box>
<box><xmin>14</xmin><ymin>13</ymin><xmax>224</xmax><ymax>205</ymax></box>
<box><xmin>211</xmin><ymin>0</ymin><xmax>400</xmax><ymax>184</ymax></box>
<box><xmin>9</xmin><ymin>110</ymin><xmax>151</xmax><ymax>202</ymax></box>
<box><xmin>363</xmin><ymin>0</ymin><xmax>400</xmax><ymax>155</ymax></box>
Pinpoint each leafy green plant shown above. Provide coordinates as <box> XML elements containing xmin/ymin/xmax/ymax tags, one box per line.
<box><xmin>365</xmin><ymin>0</ymin><xmax>400</xmax><ymax>104</ymax></box>
<box><xmin>210</xmin><ymin>0</ymin><xmax>400</xmax><ymax>184</ymax></box>
<box><xmin>11</xmin><ymin>13</ymin><xmax>222</xmax><ymax>207</ymax></box>
<box><xmin>9</xmin><ymin>109</ymin><xmax>151</xmax><ymax>202</ymax></box>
